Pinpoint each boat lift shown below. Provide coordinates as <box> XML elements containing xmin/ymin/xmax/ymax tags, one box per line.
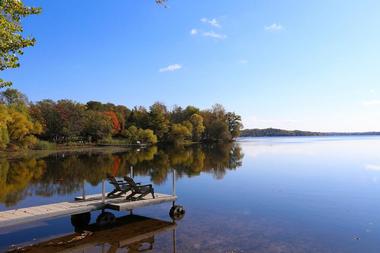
<box><xmin>7</xmin><ymin>214</ymin><xmax>178</xmax><ymax>253</ymax></box>
<box><xmin>0</xmin><ymin>168</ymin><xmax>185</xmax><ymax>228</ymax></box>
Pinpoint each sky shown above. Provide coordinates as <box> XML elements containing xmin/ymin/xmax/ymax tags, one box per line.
<box><xmin>3</xmin><ymin>0</ymin><xmax>380</xmax><ymax>132</ymax></box>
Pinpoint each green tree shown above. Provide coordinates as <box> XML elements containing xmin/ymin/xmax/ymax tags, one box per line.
<box><xmin>30</xmin><ymin>100</ymin><xmax>62</xmax><ymax>141</ymax></box>
<box><xmin>82</xmin><ymin>111</ymin><xmax>113</xmax><ymax>142</ymax></box>
<box><xmin>167</xmin><ymin>123</ymin><xmax>192</xmax><ymax>145</ymax></box>
<box><xmin>207</xmin><ymin>120</ymin><xmax>231</xmax><ymax>142</ymax></box>
<box><xmin>190</xmin><ymin>113</ymin><xmax>205</xmax><ymax>142</ymax></box>
<box><xmin>226</xmin><ymin>112</ymin><xmax>243</xmax><ymax>138</ymax></box>
<box><xmin>86</xmin><ymin>101</ymin><xmax>103</xmax><ymax>111</ymax></box>
<box><xmin>149</xmin><ymin>102</ymin><xmax>169</xmax><ymax>140</ymax></box>
<box><xmin>127</xmin><ymin>106</ymin><xmax>149</xmax><ymax>129</ymax></box>
<box><xmin>0</xmin><ymin>88</ymin><xmax>28</xmax><ymax>105</ymax></box>
<box><xmin>139</xmin><ymin>129</ymin><xmax>158</xmax><ymax>144</ymax></box>
<box><xmin>0</xmin><ymin>0</ymin><xmax>41</xmax><ymax>87</ymax></box>
<box><xmin>55</xmin><ymin>100</ymin><xmax>86</xmax><ymax>141</ymax></box>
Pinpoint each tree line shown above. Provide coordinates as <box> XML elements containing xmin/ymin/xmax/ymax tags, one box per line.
<box><xmin>0</xmin><ymin>89</ymin><xmax>242</xmax><ymax>151</ymax></box>
<box><xmin>240</xmin><ymin>128</ymin><xmax>324</xmax><ymax>137</ymax></box>
<box><xmin>240</xmin><ymin>128</ymin><xmax>380</xmax><ymax>137</ymax></box>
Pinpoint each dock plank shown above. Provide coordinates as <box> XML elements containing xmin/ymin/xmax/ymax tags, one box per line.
<box><xmin>107</xmin><ymin>193</ymin><xmax>177</xmax><ymax>211</ymax></box>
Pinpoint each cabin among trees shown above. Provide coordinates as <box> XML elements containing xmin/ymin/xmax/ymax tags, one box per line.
<box><xmin>0</xmin><ymin>89</ymin><xmax>242</xmax><ymax>151</ymax></box>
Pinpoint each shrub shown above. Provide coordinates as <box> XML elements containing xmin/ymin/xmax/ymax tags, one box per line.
<box><xmin>33</xmin><ymin>140</ymin><xmax>56</xmax><ymax>150</ymax></box>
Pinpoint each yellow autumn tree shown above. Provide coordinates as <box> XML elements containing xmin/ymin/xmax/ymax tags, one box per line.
<box><xmin>0</xmin><ymin>104</ymin><xmax>10</xmax><ymax>149</ymax></box>
<box><xmin>6</xmin><ymin>108</ymin><xmax>42</xmax><ymax>150</ymax></box>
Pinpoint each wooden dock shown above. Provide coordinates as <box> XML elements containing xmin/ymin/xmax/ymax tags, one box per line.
<box><xmin>0</xmin><ymin>192</ymin><xmax>176</xmax><ymax>228</ymax></box>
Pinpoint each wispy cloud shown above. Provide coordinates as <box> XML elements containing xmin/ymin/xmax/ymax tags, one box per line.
<box><xmin>191</xmin><ymin>17</ymin><xmax>227</xmax><ymax>40</ymax></box>
<box><xmin>202</xmin><ymin>31</ymin><xmax>226</xmax><ymax>40</ymax></box>
<box><xmin>159</xmin><ymin>64</ymin><xmax>182</xmax><ymax>73</ymax></box>
<box><xmin>366</xmin><ymin>164</ymin><xmax>380</xmax><ymax>171</ymax></box>
<box><xmin>363</xmin><ymin>100</ymin><xmax>380</xmax><ymax>106</ymax></box>
<box><xmin>201</xmin><ymin>18</ymin><xmax>221</xmax><ymax>28</ymax></box>
<box><xmin>238</xmin><ymin>59</ymin><xmax>249</xmax><ymax>64</ymax></box>
<box><xmin>265</xmin><ymin>23</ymin><xmax>284</xmax><ymax>32</ymax></box>
<box><xmin>190</xmin><ymin>29</ymin><xmax>198</xmax><ymax>35</ymax></box>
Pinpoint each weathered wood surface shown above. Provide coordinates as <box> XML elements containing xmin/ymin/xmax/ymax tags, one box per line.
<box><xmin>107</xmin><ymin>193</ymin><xmax>177</xmax><ymax>211</ymax></box>
<box><xmin>0</xmin><ymin>200</ymin><xmax>102</xmax><ymax>228</ymax></box>
<box><xmin>0</xmin><ymin>193</ymin><xmax>176</xmax><ymax>228</ymax></box>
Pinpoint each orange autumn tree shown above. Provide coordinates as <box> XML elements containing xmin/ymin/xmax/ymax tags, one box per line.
<box><xmin>104</xmin><ymin>111</ymin><xmax>121</xmax><ymax>134</ymax></box>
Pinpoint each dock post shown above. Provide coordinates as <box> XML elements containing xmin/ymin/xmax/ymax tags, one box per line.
<box><xmin>82</xmin><ymin>181</ymin><xmax>86</xmax><ymax>201</ymax></box>
<box><xmin>101</xmin><ymin>179</ymin><xmax>105</xmax><ymax>203</ymax></box>
<box><xmin>130</xmin><ymin>166</ymin><xmax>134</xmax><ymax>178</ymax></box>
<box><xmin>172</xmin><ymin>169</ymin><xmax>176</xmax><ymax>206</ymax></box>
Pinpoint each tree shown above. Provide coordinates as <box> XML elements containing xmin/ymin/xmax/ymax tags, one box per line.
<box><xmin>190</xmin><ymin>113</ymin><xmax>205</xmax><ymax>142</ymax></box>
<box><xmin>183</xmin><ymin>106</ymin><xmax>200</xmax><ymax>119</ymax></box>
<box><xmin>0</xmin><ymin>89</ymin><xmax>42</xmax><ymax>150</ymax></box>
<box><xmin>86</xmin><ymin>101</ymin><xmax>103</xmax><ymax>111</ymax></box>
<box><xmin>0</xmin><ymin>0</ymin><xmax>41</xmax><ymax>87</ymax></box>
<box><xmin>82</xmin><ymin>111</ymin><xmax>113</xmax><ymax>142</ymax></box>
<box><xmin>170</xmin><ymin>105</ymin><xmax>184</xmax><ymax>124</ymax></box>
<box><xmin>139</xmin><ymin>129</ymin><xmax>158</xmax><ymax>144</ymax></box>
<box><xmin>114</xmin><ymin>105</ymin><xmax>130</xmax><ymax>131</ymax></box>
<box><xmin>121</xmin><ymin>126</ymin><xmax>158</xmax><ymax>145</ymax></box>
<box><xmin>6</xmin><ymin>107</ymin><xmax>42</xmax><ymax>149</ymax></box>
<box><xmin>207</xmin><ymin>120</ymin><xmax>231</xmax><ymax>142</ymax></box>
<box><xmin>121</xmin><ymin>125</ymin><xmax>138</xmax><ymax>144</ymax></box>
<box><xmin>0</xmin><ymin>88</ymin><xmax>28</xmax><ymax>105</ymax></box>
<box><xmin>30</xmin><ymin>100</ymin><xmax>62</xmax><ymax>141</ymax></box>
<box><xmin>0</xmin><ymin>104</ymin><xmax>10</xmax><ymax>149</ymax></box>
<box><xmin>127</xmin><ymin>106</ymin><xmax>149</xmax><ymax>129</ymax></box>
<box><xmin>104</xmin><ymin>111</ymin><xmax>121</xmax><ymax>134</ymax></box>
<box><xmin>55</xmin><ymin>100</ymin><xmax>86</xmax><ymax>141</ymax></box>
<box><xmin>167</xmin><ymin>123</ymin><xmax>192</xmax><ymax>145</ymax></box>
<box><xmin>226</xmin><ymin>112</ymin><xmax>243</xmax><ymax>138</ymax></box>
<box><xmin>149</xmin><ymin>102</ymin><xmax>169</xmax><ymax>140</ymax></box>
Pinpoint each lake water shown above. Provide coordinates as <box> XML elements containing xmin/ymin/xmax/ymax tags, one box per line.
<box><xmin>1</xmin><ymin>136</ymin><xmax>380</xmax><ymax>252</ymax></box>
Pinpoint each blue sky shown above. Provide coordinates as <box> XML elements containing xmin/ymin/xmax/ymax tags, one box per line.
<box><xmin>3</xmin><ymin>0</ymin><xmax>380</xmax><ymax>131</ymax></box>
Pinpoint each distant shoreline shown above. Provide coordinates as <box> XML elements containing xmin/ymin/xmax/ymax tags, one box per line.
<box><xmin>240</xmin><ymin>128</ymin><xmax>380</xmax><ymax>137</ymax></box>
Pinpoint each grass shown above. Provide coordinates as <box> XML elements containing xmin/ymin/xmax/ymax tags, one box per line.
<box><xmin>33</xmin><ymin>140</ymin><xmax>57</xmax><ymax>150</ymax></box>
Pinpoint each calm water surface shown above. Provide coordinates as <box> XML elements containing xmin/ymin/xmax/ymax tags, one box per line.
<box><xmin>1</xmin><ymin>137</ymin><xmax>380</xmax><ymax>252</ymax></box>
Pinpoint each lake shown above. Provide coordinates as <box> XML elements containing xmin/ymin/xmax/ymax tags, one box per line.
<box><xmin>1</xmin><ymin>136</ymin><xmax>380</xmax><ymax>252</ymax></box>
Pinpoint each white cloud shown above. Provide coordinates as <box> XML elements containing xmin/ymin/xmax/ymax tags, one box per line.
<box><xmin>363</xmin><ymin>100</ymin><xmax>380</xmax><ymax>106</ymax></box>
<box><xmin>159</xmin><ymin>64</ymin><xmax>182</xmax><ymax>73</ymax></box>
<box><xmin>370</xmin><ymin>89</ymin><xmax>376</xmax><ymax>94</ymax></box>
<box><xmin>190</xmin><ymin>29</ymin><xmax>198</xmax><ymax>35</ymax></box>
<box><xmin>366</xmin><ymin>164</ymin><xmax>380</xmax><ymax>171</ymax></box>
<box><xmin>265</xmin><ymin>23</ymin><xmax>284</xmax><ymax>32</ymax></box>
<box><xmin>203</xmin><ymin>31</ymin><xmax>226</xmax><ymax>40</ymax></box>
<box><xmin>201</xmin><ymin>18</ymin><xmax>221</xmax><ymax>28</ymax></box>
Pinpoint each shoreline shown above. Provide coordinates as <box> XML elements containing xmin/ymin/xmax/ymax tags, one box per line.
<box><xmin>0</xmin><ymin>145</ymin><xmax>133</xmax><ymax>159</ymax></box>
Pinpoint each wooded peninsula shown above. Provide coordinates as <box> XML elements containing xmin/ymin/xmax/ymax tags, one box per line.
<box><xmin>240</xmin><ymin>128</ymin><xmax>380</xmax><ymax>137</ymax></box>
<box><xmin>0</xmin><ymin>89</ymin><xmax>243</xmax><ymax>151</ymax></box>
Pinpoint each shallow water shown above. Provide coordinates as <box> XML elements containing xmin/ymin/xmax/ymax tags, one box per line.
<box><xmin>1</xmin><ymin>137</ymin><xmax>380</xmax><ymax>252</ymax></box>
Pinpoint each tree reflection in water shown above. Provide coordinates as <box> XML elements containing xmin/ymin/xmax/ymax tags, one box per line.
<box><xmin>0</xmin><ymin>143</ymin><xmax>243</xmax><ymax>206</ymax></box>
